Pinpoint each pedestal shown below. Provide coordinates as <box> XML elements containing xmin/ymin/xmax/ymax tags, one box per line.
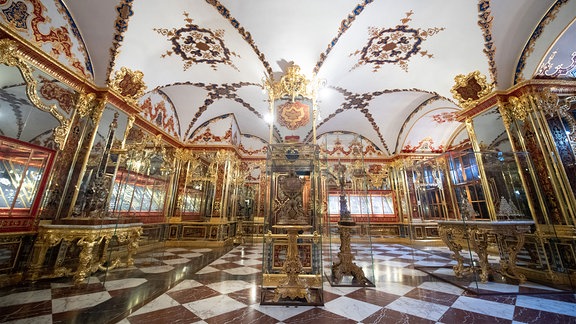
<box><xmin>330</xmin><ymin>224</ymin><xmax>372</xmax><ymax>286</ymax></box>
<box><xmin>271</xmin><ymin>225</ymin><xmax>313</xmax><ymax>302</ymax></box>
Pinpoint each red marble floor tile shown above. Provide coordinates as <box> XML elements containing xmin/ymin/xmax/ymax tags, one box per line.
<box><xmin>345</xmin><ymin>288</ymin><xmax>400</xmax><ymax>307</ymax></box>
<box><xmin>0</xmin><ymin>300</ymin><xmax>52</xmax><ymax>322</ymax></box>
<box><xmin>439</xmin><ymin>307</ymin><xmax>512</xmax><ymax>324</ymax></box>
<box><xmin>51</xmin><ymin>282</ymin><xmax>107</xmax><ymax>299</ymax></box>
<box><xmin>167</xmin><ymin>285</ymin><xmax>220</xmax><ymax>304</ymax></box>
<box><xmin>404</xmin><ymin>287</ymin><xmax>460</xmax><ymax>306</ymax></box>
<box><xmin>285</xmin><ymin>307</ymin><xmax>358</xmax><ymax>323</ymax></box>
<box><xmin>363</xmin><ymin>307</ymin><xmax>436</xmax><ymax>324</ymax></box>
<box><xmin>127</xmin><ymin>305</ymin><xmax>201</xmax><ymax>323</ymax></box>
<box><xmin>321</xmin><ymin>290</ymin><xmax>342</xmax><ymax>303</ymax></box>
<box><xmin>211</xmin><ymin>262</ymin><xmax>245</xmax><ymax>270</ymax></box>
<box><xmin>514</xmin><ymin>306</ymin><xmax>576</xmax><ymax>324</ymax></box>
<box><xmin>228</xmin><ymin>287</ymin><xmax>261</xmax><ymax>305</ymax></box>
<box><xmin>204</xmin><ymin>307</ymin><xmax>278</xmax><ymax>324</ymax></box>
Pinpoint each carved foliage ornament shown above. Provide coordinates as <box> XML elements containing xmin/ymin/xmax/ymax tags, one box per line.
<box><xmin>110</xmin><ymin>66</ymin><xmax>147</xmax><ymax>104</ymax></box>
<box><xmin>0</xmin><ymin>39</ymin><xmax>71</xmax><ymax>150</ymax></box>
<box><xmin>264</xmin><ymin>64</ymin><xmax>314</xmax><ymax>101</ymax></box>
<box><xmin>451</xmin><ymin>71</ymin><xmax>494</xmax><ymax>109</ymax></box>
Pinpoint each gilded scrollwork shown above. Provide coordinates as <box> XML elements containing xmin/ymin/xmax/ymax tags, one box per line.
<box><xmin>451</xmin><ymin>70</ymin><xmax>494</xmax><ymax>109</ymax></box>
<box><xmin>263</xmin><ymin>64</ymin><xmax>318</xmax><ymax>102</ymax></box>
<box><xmin>109</xmin><ymin>66</ymin><xmax>147</xmax><ymax>104</ymax></box>
<box><xmin>0</xmin><ymin>38</ymin><xmax>72</xmax><ymax>150</ymax></box>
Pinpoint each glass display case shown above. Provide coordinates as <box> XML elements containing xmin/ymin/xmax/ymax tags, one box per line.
<box><xmin>407</xmin><ymin>151</ymin><xmax>576</xmax><ymax>292</ymax></box>
<box><xmin>321</xmin><ymin>134</ymin><xmax>375</xmax><ymax>287</ymax></box>
<box><xmin>260</xmin><ymin>143</ymin><xmax>324</xmax><ymax>305</ymax></box>
<box><xmin>0</xmin><ymin>136</ymin><xmax>55</xmax><ymax>223</ymax></box>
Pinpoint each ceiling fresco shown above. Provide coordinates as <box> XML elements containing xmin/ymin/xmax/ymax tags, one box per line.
<box><xmin>1</xmin><ymin>0</ymin><xmax>575</xmax><ymax>157</ymax></box>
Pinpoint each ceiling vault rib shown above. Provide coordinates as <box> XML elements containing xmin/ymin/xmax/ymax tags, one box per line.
<box><xmin>313</xmin><ymin>0</ymin><xmax>376</xmax><ymax>74</ymax></box>
<box><xmin>206</xmin><ymin>0</ymin><xmax>273</xmax><ymax>76</ymax></box>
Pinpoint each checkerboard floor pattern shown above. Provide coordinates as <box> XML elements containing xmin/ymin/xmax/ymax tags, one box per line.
<box><xmin>0</xmin><ymin>242</ymin><xmax>575</xmax><ymax>323</ymax></box>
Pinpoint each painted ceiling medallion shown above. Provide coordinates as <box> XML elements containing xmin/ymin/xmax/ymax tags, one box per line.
<box><xmin>451</xmin><ymin>70</ymin><xmax>493</xmax><ymax>109</ymax></box>
<box><xmin>350</xmin><ymin>11</ymin><xmax>444</xmax><ymax>72</ymax></box>
<box><xmin>154</xmin><ymin>12</ymin><xmax>239</xmax><ymax>71</ymax></box>
<box><xmin>110</xmin><ymin>66</ymin><xmax>147</xmax><ymax>104</ymax></box>
<box><xmin>278</xmin><ymin>101</ymin><xmax>310</xmax><ymax>130</ymax></box>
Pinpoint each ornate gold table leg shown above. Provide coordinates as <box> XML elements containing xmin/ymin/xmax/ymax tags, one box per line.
<box><xmin>439</xmin><ymin>226</ymin><xmax>468</xmax><ymax>278</ymax></box>
<box><xmin>470</xmin><ymin>229</ymin><xmax>490</xmax><ymax>283</ymax></box>
<box><xmin>498</xmin><ymin>233</ymin><xmax>528</xmax><ymax>283</ymax></box>
<box><xmin>74</xmin><ymin>237</ymin><xmax>98</xmax><ymax>285</ymax></box>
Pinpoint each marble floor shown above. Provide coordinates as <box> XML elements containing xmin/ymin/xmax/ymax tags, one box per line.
<box><xmin>0</xmin><ymin>241</ymin><xmax>575</xmax><ymax>323</ymax></box>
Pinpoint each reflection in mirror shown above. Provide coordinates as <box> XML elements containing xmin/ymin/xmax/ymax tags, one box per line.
<box><xmin>0</xmin><ymin>64</ymin><xmax>61</xmax><ymax>150</ymax></box>
<box><xmin>108</xmin><ymin>126</ymin><xmax>172</xmax><ymax>224</ymax></box>
<box><xmin>472</xmin><ymin>106</ymin><xmax>511</xmax><ymax>152</ymax></box>
<box><xmin>71</xmin><ymin>105</ymin><xmax>130</xmax><ymax>218</ymax></box>
<box><xmin>178</xmin><ymin>152</ymin><xmax>215</xmax><ymax>222</ymax></box>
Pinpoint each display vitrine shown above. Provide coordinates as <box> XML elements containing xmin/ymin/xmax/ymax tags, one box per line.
<box><xmin>260</xmin><ymin>143</ymin><xmax>324</xmax><ymax>305</ymax></box>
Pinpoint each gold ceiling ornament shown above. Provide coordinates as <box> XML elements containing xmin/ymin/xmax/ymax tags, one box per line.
<box><xmin>109</xmin><ymin>66</ymin><xmax>147</xmax><ymax>105</ymax></box>
<box><xmin>0</xmin><ymin>38</ymin><xmax>71</xmax><ymax>150</ymax></box>
<box><xmin>263</xmin><ymin>64</ymin><xmax>323</xmax><ymax>102</ymax></box>
<box><xmin>451</xmin><ymin>71</ymin><xmax>494</xmax><ymax>109</ymax></box>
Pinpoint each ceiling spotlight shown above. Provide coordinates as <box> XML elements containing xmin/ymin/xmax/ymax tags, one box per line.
<box><xmin>264</xmin><ymin>113</ymin><xmax>274</xmax><ymax>124</ymax></box>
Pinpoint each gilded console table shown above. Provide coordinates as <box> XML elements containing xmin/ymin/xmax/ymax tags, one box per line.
<box><xmin>437</xmin><ymin>220</ymin><xmax>533</xmax><ymax>283</ymax></box>
<box><xmin>27</xmin><ymin>222</ymin><xmax>142</xmax><ymax>285</ymax></box>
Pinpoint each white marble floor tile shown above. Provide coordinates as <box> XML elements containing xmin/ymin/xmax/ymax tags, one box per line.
<box><xmin>386</xmin><ymin>296</ymin><xmax>450</xmax><ymax>321</ymax></box>
<box><xmin>223</xmin><ymin>267</ymin><xmax>260</xmax><ymax>275</ymax></box>
<box><xmin>146</xmin><ymin>252</ymin><xmax>175</xmax><ymax>257</ymax></box>
<box><xmin>162</xmin><ymin>258</ymin><xmax>190</xmax><ymax>265</ymax></box>
<box><xmin>183</xmin><ymin>295</ymin><xmax>246</xmax><ymax>319</ymax></box>
<box><xmin>178</xmin><ymin>252</ymin><xmax>203</xmax><ymax>258</ymax></box>
<box><xmin>371</xmin><ymin>254</ymin><xmax>396</xmax><ymax>261</ymax></box>
<box><xmin>414</xmin><ymin>261</ymin><xmax>452</xmax><ymax>267</ymax></box>
<box><xmin>519</xmin><ymin>282</ymin><xmax>563</xmax><ymax>292</ymax></box>
<box><xmin>379</xmin><ymin>260</ymin><xmax>413</xmax><ymax>268</ymax></box>
<box><xmin>372</xmin><ymin>281</ymin><xmax>416</xmax><ymax>296</ymax></box>
<box><xmin>0</xmin><ymin>289</ymin><xmax>52</xmax><ymax>307</ymax></box>
<box><xmin>195</xmin><ymin>266</ymin><xmax>219</xmax><ymax>274</ymax></box>
<box><xmin>452</xmin><ymin>295</ymin><xmax>516</xmax><ymax>319</ymax></box>
<box><xmin>515</xmin><ymin>295</ymin><xmax>576</xmax><ymax>317</ymax></box>
<box><xmin>207</xmin><ymin>280</ymin><xmax>253</xmax><ymax>294</ymax></box>
<box><xmin>169</xmin><ymin>279</ymin><xmax>203</xmax><ymax>292</ymax></box>
<box><xmin>131</xmin><ymin>294</ymin><xmax>180</xmax><ymax>316</ymax></box>
<box><xmin>251</xmin><ymin>304</ymin><xmax>313</xmax><ymax>321</ymax></box>
<box><xmin>103</xmin><ymin>278</ymin><xmax>147</xmax><ymax>291</ymax></box>
<box><xmin>190</xmin><ymin>248</ymin><xmax>212</xmax><ymax>253</ymax></box>
<box><xmin>165</xmin><ymin>248</ymin><xmax>190</xmax><ymax>252</ymax></box>
<box><xmin>469</xmin><ymin>281</ymin><xmax>520</xmax><ymax>293</ymax></box>
<box><xmin>322</xmin><ymin>284</ymin><xmax>362</xmax><ymax>296</ymax></box>
<box><xmin>233</xmin><ymin>258</ymin><xmax>261</xmax><ymax>266</ymax></box>
<box><xmin>50</xmin><ymin>276</ymin><xmax>100</xmax><ymax>289</ymax></box>
<box><xmin>418</xmin><ymin>281</ymin><xmax>465</xmax><ymax>295</ymax></box>
<box><xmin>209</xmin><ymin>259</ymin><xmax>228</xmax><ymax>265</ymax></box>
<box><xmin>139</xmin><ymin>265</ymin><xmax>174</xmax><ymax>273</ymax></box>
<box><xmin>5</xmin><ymin>314</ymin><xmax>53</xmax><ymax>324</ymax></box>
<box><xmin>52</xmin><ymin>291</ymin><xmax>111</xmax><ymax>314</ymax></box>
<box><xmin>324</xmin><ymin>296</ymin><xmax>382</xmax><ymax>321</ymax></box>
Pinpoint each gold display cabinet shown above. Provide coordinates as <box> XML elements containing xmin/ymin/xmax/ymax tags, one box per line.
<box><xmin>321</xmin><ymin>134</ymin><xmax>375</xmax><ymax>287</ymax></box>
<box><xmin>260</xmin><ymin>143</ymin><xmax>324</xmax><ymax>305</ymax></box>
<box><xmin>410</xmin><ymin>151</ymin><xmax>572</xmax><ymax>292</ymax></box>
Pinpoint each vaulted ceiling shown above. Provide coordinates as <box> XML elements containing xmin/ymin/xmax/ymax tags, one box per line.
<box><xmin>1</xmin><ymin>0</ymin><xmax>575</xmax><ymax>157</ymax></box>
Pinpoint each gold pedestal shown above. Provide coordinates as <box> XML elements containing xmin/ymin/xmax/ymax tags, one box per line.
<box><xmin>331</xmin><ymin>224</ymin><xmax>371</xmax><ymax>286</ymax></box>
<box><xmin>272</xmin><ymin>225</ymin><xmax>313</xmax><ymax>302</ymax></box>
<box><xmin>27</xmin><ymin>222</ymin><xmax>142</xmax><ymax>285</ymax></box>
